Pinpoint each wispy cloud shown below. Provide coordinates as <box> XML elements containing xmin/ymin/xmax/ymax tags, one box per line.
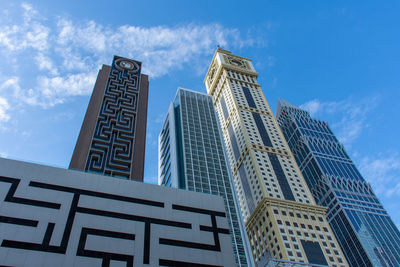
<box><xmin>301</xmin><ymin>97</ymin><xmax>400</xmax><ymax>216</ymax></box>
<box><xmin>34</xmin><ymin>53</ymin><xmax>58</xmax><ymax>75</ymax></box>
<box><xmin>358</xmin><ymin>153</ymin><xmax>400</xmax><ymax>197</ymax></box>
<box><xmin>300</xmin><ymin>96</ymin><xmax>379</xmax><ymax>145</ymax></box>
<box><xmin>55</xmin><ymin>20</ymin><xmax>250</xmax><ymax>77</ymax></box>
<box><xmin>0</xmin><ymin>3</ymin><xmax>50</xmax><ymax>52</ymax></box>
<box><xmin>0</xmin><ymin>3</ymin><xmax>259</xmax><ymax>111</ymax></box>
<box><xmin>300</xmin><ymin>99</ymin><xmax>322</xmax><ymax>117</ymax></box>
<box><xmin>154</xmin><ymin>113</ymin><xmax>166</xmax><ymax>124</ymax></box>
<box><xmin>0</xmin><ymin>97</ymin><xmax>10</xmax><ymax>122</ymax></box>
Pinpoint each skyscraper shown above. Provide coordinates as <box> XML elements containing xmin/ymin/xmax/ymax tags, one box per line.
<box><xmin>158</xmin><ymin>88</ymin><xmax>252</xmax><ymax>266</ymax></box>
<box><xmin>70</xmin><ymin>56</ymin><xmax>148</xmax><ymax>181</ymax></box>
<box><xmin>204</xmin><ymin>48</ymin><xmax>348</xmax><ymax>266</ymax></box>
<box><xmin>276</xmin><ymin>99</ymin><xmax>400</xmax><ymax>267</ymax></box>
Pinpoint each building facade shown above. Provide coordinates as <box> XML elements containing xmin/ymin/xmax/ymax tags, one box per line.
<box><xmin>0</xmin><ymin>157</ymin><xmax>235</xmax><ymax>266</ymax></box>
<box><xmin>70</xmin><ymin>56</ymin><xmax>149</xmax><ymax>181</ymax></box>
<box><xmin>204</xmin><ymin>48</ymin><xmax>348</xmax><ymax>266</ymax></box>
<box><xmin>158</xmin><ymin>88</ymin><xmax>252</xmax><ymax>266</ymax></box>
<box><xmin>276</xmin><ymin>99</ymin><xmax>400</xmax><ymax>267</ymax></box>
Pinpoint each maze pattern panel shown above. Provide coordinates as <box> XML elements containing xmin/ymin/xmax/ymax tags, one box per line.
<box><xmin>85</xmin><ymin>56</ymin><xmax>141</xmax><ymax>178</ymax></box>
<box><xmin>0</xmin><ymin>158</ymin><xmax>235</xmax><ymax>266</ymax></box>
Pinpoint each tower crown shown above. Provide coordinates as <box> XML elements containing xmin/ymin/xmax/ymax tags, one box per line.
<box><xmin>204</xmin><ymin>48</ymin><xmax>257</xmax><ymax>95</ymax></box>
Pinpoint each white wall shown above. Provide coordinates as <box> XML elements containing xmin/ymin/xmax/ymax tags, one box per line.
<box><xmin>0</xmin><ymin>158</ymin><xmax>235</xmax><ymax>266</ymax></box>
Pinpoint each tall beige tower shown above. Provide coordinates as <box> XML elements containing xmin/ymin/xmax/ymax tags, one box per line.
<box><xmin>204</xmin><ymin>48</ymin><xmax>348</xmax><ymax>266</ymax></box>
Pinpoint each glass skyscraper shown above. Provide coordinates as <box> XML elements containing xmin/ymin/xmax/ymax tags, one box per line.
<box><xmin>276</xmin><ymin>99</ymin><xmax>400</xmax><ymax>267</ymax></box>
<box><xmin>204</xmin><ymin>48</ymin><xmax>348</xmax><ymax>266</ymax></box>
<box><xmin>158</xmin><ymin>88</ymin><xmax>252</xmax><ymax>266</ymax></box>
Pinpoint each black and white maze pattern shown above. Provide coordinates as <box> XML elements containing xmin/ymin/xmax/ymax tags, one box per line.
<box><xmin>0</xmin><ymin>176</ymin><xmax>230</xmax><ymax>267</ymax></box>
<box><xmin>85</xmin><ymin>65</ymin><xmax>139</xmax><ymax>178</ymax></box>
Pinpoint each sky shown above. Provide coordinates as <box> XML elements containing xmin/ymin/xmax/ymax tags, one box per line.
<box><xmin>0</xmin><ymin>1</ymin><xmax>399</xmax><ymax>228</ymax></box>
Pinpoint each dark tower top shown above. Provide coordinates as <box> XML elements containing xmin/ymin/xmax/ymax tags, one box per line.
<box><xmin>70</xmin><ymin>56</ymin><xmax>149</xmax><ymax>181</ymax></box>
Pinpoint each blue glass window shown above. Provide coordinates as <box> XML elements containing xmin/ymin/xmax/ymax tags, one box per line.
<box><xmin>220</xmin><ymin>95</ymin><xmax>229</xmax><ymax>120</ymax></box>
<box><xmin>241</xmin><ymin>86</ymin><xmax>257</xmax><ymax>108</ymax></box>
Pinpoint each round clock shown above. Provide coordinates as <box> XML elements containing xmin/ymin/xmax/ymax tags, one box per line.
<box><xmin>231</xmin><ymin>58</ymin><xmax>244</xmax><ymax>66</ymax></box>
<box><xmin>114</xmin><ymin>58</ymin><xmax>139</xmax><ymax>73</ymax></box>
<box><xmin>226</xmin><ymin>56</ymin><xmax>247</xmax><ymax>69</ymax></box>
<box><xmin>120</xmin><ymin>61</ymin><xmax>135</xmax><ymax>70</ymax></box>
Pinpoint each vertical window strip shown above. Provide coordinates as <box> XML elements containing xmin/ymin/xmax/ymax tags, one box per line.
<box><xmin>227</xmin><ymin>124</ymin><xmax>241</xmax><ymax>161</ymax></box>
<box><xmin>220</xmin><ymin>95</ymin><xmax>229</xmax><ymax>120</ymax></box>
<box><xmin>239</xmin><ymin>163</ymin><xmax>255</xmax><ymax>214</ymax></box>
<box><xmin>268</xmin><ymin>153</ymin><xmax>296</xmax><ymax>201</ymax></box>
<box><xmin>242</xmin><ymin>86</ymin><xmax>257</xmax><ymax>109</ymax></box>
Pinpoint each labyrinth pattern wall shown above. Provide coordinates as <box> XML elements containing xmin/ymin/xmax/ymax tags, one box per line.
<box><xmin>85</xmin><ymin>56</ymin><xmax>141</xmax><ymax>178</ymax></box>
<box><xmin>0</xmin><ymin>158</ymin><xmax>235</xmax><ymax>266</ymax></box>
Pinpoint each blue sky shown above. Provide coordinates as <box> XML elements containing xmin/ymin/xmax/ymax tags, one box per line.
<box><xmin>0</xmin><ymin>1</ymin><xmax>399</xmax><ymax>227</ymax></box>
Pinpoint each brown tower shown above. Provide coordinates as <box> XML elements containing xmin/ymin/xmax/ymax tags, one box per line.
<box><xmin>70</xmin><ymin>56</ymin><xmax>148</xmax><ymax>181</ymax></box>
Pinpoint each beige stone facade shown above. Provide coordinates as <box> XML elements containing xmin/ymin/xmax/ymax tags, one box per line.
<box><xmin>204</xmin><ymin>48</ymin><xmax>348</xmax><ymax>266</ymax></box>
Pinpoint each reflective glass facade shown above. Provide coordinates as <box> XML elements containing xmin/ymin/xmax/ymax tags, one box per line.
<box><xmin>276</xmin><ymin>99</ymin><xmax>400</xmax><ymax>267</ymax></box>
<box><xmin>158</xmin><ymin>88</ymin><xmax>251</xmax><ymax>267</ymax></box>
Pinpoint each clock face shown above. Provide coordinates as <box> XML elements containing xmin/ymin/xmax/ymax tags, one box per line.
<box><xmin>114</xmin><ymin>58</ymin><xmax>139</xmax><ymax>73</ymax></box>
<box><xmin>231</xmin><ymin>59</ymin><xmax>244</xmax><ymax>66</ymax></box>
<box><xmin>226</xmin><ymin>56</ymin><xmax>248</xmax><ymax>69</ymax></box>
<box><xmin>120</xmin><ymin>61</ymin><xmax>135</xmax><ymax>70</ymax></box>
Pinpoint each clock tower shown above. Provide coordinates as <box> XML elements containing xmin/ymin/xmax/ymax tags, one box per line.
<box><xmin>205</xmin><ymin>48</ymin><xmax>348</xmax><ymax>266</ymax></box>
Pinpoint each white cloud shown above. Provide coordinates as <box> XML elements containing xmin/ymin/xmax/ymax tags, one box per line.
<box><xmin>0</xmin><ymin>77</ymin><xmax>36</xmax><ymax>107</ymax></box>
<box><xmin>56</xmin><ymin>20</ymin><xmax>248</xmax><ymax>77</ymax></box>
<box><xmin>359</xmin><ymin>154</ymin><xmax>400</xmax><ymax>197</ymax></box>
<box><xmin>300</xmin><ymin>99</ymin><xmax>322</xmax><ymax>117</ymax></box>
<box><xmin>300</xmin><ymin>96</ymin><xmax>378</xmax><ymax>145</ymax></box>
<box><xmin>0</xmin><ymin>3</ymin><xmax>258</xmax><ymax>108</ymax></box>
<box><xmin>34</xmin><ymin>72</ymin><xmax>97</xmax><ymax>106</ymax></box>
<box><xmin>0</xmin><ymin>77</ymin><xmax>20</xmax><ymax>92</ymax></box>
<box><xmin>0</xmin><ymin>97</ymin><xmax>10</xmax><ymax>122</ymax></box>
<box><xmin>0</xmin><ymin>3</ymin><xmax>49</xmax><ymax>52</ymax></box>
<box><xmin>34</xmin><ymin>53</ymin><xmax>58</xmax><ymax>75</ymax></box>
